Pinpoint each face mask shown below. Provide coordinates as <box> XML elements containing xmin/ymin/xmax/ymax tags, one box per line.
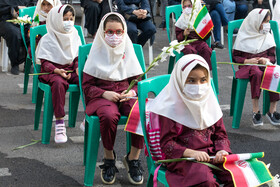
<box><xmin>40</xmin><ymin>10</ymin><xmax>48</xmax><ymax>17</ymax></box>
<box><xmin>63</xmin><ymin>21</ymin><xmax>74</xmax><ymax>32</ymax></box>
<box><xmin>260</xmin><ymin>23</ymin><xmax>270</xmax><ymax>34</ymax></box>
<box><xmin>105</xmin><ymin>34</ymin><xmax>123</xmax><ymax>47</ymax></box>
<box><xmin>184</xmin><ymin>7</ymin><xmax>192</xmax><ymax>15</ymax></box>
<box><xmin>183</xmin><ymin>83</ymin><xmax>209</xmax><ymax>100</ymax></box>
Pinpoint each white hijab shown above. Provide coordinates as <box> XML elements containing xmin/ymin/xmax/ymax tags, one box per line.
<box><xmin>36</xmin><ymin>5</ymin><xmax>81</xmax><ymax>65</ymax></box>
<box><xmin>33</xmin><ymin>0</ymin><xmax>62</xmax><ymax>22</ymax></box>
<box><xmin>148</xmin><ymin>54</ymin><xmax>223</xmax><ymax>130</ymax></box>
<box><xmin>83</xmin><ymin>12</ymin><xmax>143</xmax><ymax>81</ymax></box>
<box><xmin>175</xmin><ymin>0</ymin><xmax>202</xmax><ymax>30</ymax></box>
<box><xmin>272</xmin><ymin>0</ymin><xmax>280</xmax><ymax>28</ymax></box>
<box><xmin>233</xmin><ymin>8</ymin><xmax>275</xmax><ymax>54</ymax></box>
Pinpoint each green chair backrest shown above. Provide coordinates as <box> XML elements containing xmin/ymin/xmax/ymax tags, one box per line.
<box><xmin>19</xmin><ymin>6</ymin><xmax>36</xmax><ymax>55</ymax></box>
<box><xmin>228</xmin><ymin>19</ymin><xmax>280</xmax><ymax>78</ymax></box>
<box><xmin>166</xmin><ymin>5</ymin><xmax>212</xmax><ymax>47</ymax></box>
<box><xmin>30</xmin><ymin>24</ymin><xmax>86</xmax><ymax>73</ymax></box>
<box><xmin>78</xmin><ymin>43</ymin><xmax>147</xmax><ymax>111</ymax></box>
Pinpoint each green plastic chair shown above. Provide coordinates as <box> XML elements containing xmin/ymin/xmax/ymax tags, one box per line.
<box><xmin>165</xmin><ymin>4</ymin><xmax>219</xmax><ymax>95</ymax></box>
<box><xmin>19</xmin><ymin>6</ymin><xmax>36</xmax><ymax>94</ymax></box>
<box><xmin>30</xmin><ymin>24</ymin><xmax>86</xmax><ymax>144</ymax></box>
<box><xmin>228</xmin><ymin>19</ymin><xmax>280</xmax><ymax>128</ymax></box>
<box><xmin>138</xmin><ymin>74</ymin><xmax>220</xmax><ymax>186</ymax></box>
<box><xmin>31</xmin><ymin>24</ymin><xmax>86</xmax><ymax>104</ymax></box>
<box><xmin>78</xmin><ymin>43</ymin><xmax>147</xmax><ymax>186</ymax></box>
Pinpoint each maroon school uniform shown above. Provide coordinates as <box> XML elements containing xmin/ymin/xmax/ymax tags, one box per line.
<box><xmin>176</xmin><ymin>27</ymin><xmax>212</xmax><ymax>70</ymax></box>
<box><xmin>82</xmin><ymin>72</ymin><xmax>144</xmax><ymax>150</ymax></box>
<box><xmin>157</xmin><ymin>113</ymin><xmax>233</xmax><ymax>187</ymax></box>
<box><xmin>233</xmin><ymin>47</ymin><xmax>280</xmax><ymax>101</ymax></box>
<box><xmin>39</xmin><ymin>57</ymin><xmax>79</xmax><ymax>118</ymax></box>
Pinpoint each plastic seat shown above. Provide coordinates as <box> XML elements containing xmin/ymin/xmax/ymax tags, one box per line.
<box><xmin>0</xmin><ymin>37</ymin><xmax>9</xmax><ymax>72</ymax></box>
<box><xmin>31</xmin><ymin>24</ymin><xmax>85</xmax><ymax>103</ymax></box>
<box><xmin>78</xmin><ymin>43</ymin><xmax>147</xmax><ymax>186</ymax></box>
<box><xmin>19</xmin><ymin>6</ymin><xmax>36</xmax><ymax>94</ymax></box>
<box><xmin>165</xmin><ymin>4</ymin><xmax>219</xmax><ymax>94</ymax></box>
<box><xmin>228</xmin><ymin>19</ymin><xmax>280</xmax><ymax>128</ymax></box>
<box><xmin>30</xmin><ymin>24</ymin><xmax>86</xmax><ymax>144</ymax></box>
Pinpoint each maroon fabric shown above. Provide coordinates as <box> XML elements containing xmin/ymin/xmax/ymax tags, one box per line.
<box><xmin>39</xmin><ymin>57</ymin><xmax>79</xmax><ymax>118</ymax></box>
<box><xmin>232</xmin><ymin>48</ymin><xmax>280</xmax><ymax>101</ymax></box>
<box><xmin>158</xmin><ymin>114</ymin><xmax>233</xmax><ymax>187</ymax></box>
<box><xmin>82</xmin><ymin>72</ymin><xmax>144</xmax><ymax>150</ymax></box>
<box><xmin>176</xmin><ymin>27</ymin><xmax>212</xmax><ymax>70</ymax></box>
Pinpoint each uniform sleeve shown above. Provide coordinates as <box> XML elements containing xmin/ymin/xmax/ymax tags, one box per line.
<box><xmin>40</xmin><ymin>59</ymin><xmax>57</xmax><ymax>73</ymax></box>
<box><xmin>82</xmin><ymin>72</ymin><xmax>106</xmax><ymax>100</ymax></box>
<box><xmin>232</xmin><ymin>49</ymin><xmax>246</xmax><ymax>64</ymax></box>
<box><xmin>175</xmin><ymin>27</ymin><xmax>185</xmax><ymax>42</ymax></box>
<box><xmin>267</xmin><ymin>47</ymin><xmax>276</xmax><ymax>64</ymax></box>
<box><xmin>213</xmin><ymin>118</ymin><xmax>232</xmax><ymax>153</ymax></box>
<box><xmin>159</xmin><ymin>115</ymin><xmax>187</xmax><ymax>159</ymax></box>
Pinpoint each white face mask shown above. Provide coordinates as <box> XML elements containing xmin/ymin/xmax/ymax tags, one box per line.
<box><xmin>184</xmin><ymin>7</ymin><xmax>192</xmax><ymax>15</ymax></box>
<box><xmin>105</xmin><ymin>34</ymin><xmax>123</xmax><ymax>47</ymax></box>
<box><xmin>183</xmin><ymin>83</ymin><xmax>209</xmax><ymax>100</ymax></box>
<box><xmin>260</xmin><ymin>23</ymin><xmax>270</xmax><ymax>34</ymax></box>
<box><xmin>63</xmin><ymin>21</ymin><xmax>74</xmax><ymax>32</ymax></box>
<box><xmin>40</xmin><ymin>10</ymin><xmax>48</xmax><ymax>17</ymax></box>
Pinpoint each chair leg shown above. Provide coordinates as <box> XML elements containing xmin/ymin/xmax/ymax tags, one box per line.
<box><xmin>32</xmin><ymin>76</ymin><xmax>39</xmax><ymax>104</ymax></box>
<box><xmin>83</xmin><ymin>119</ymin><xmax>89</xmax><ymax>166</ymax></box>
<box><xmin>230</xmin><ymin>78</ymin><xmax>237</xmax><ymax>116</ymax></box>
<box><xmin>126</xmin><ymin>132</ymin><xmax>131</xmax><ymax>154</ymax></box>
<box><xmin>262</xmin><ymin>90</ymin><xmax>270</xmax><ymax>115</ymax></box>
<box><xmin>34</xmin><ymin>88</ymin><xmax>44</xmax><ymax>130</ymax></box>
<box><xmin>23</xmin><ymin>57</ymin><xmax>32</xmax><ymax>94</ymax></box>
<box><xmin>41</xmin><ymin>90</ymin><xmax>54</xmax><ymax>144</ymax></box>
<box><xmin>68</xmin><ymin>91</ymin><xmax>80</xmax><ymax>128</ymax></box>
<box><xmin>211</xmin><ymin>51</ymin><xmax>219</xmax><ymax>95</ymax></box>
<box><xmin>232</xmin><ymin>79</ymin><xmax>248</xmax><ymax>129</ymax></box>
<box><xmin>84</xmin><ymin>119</ymin><xmax>101</xmax><ymax>187</ymax></box>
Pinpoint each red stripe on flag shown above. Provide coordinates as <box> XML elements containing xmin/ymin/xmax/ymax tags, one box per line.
<box><xmin>125</xmin><ymin>100</ymin><xmax>140</xmax><ymax>133</ymax></box>
<box><xmin>198</xmin><ymin>20</ymin><xmax>213</xmax><ymax>39</ymax></box>
<box><xmin>224</xmin><ymin>155</ymin><xmax>249</xmax><ymax>187</ymax></box>
<box><xmin>261</xmin><ymin>66</ymin><xmax>275</xmax><ymax>89</ymax></box>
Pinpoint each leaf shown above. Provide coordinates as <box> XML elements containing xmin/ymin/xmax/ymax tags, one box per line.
<box><xmin>13</xmin><ymin>139</ymin><xmax>41</xmax><ymax>150</ymax></box>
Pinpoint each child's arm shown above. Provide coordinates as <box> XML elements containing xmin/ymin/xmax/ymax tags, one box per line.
<box><xmin>82</xmin><ymin>72</ymin><xmax>107</xmax><ymax>100</ymax></box>
<box><xmin>183</xmin><ymin>148</ymin><xmax>211</xmax><ymax>162</ymax></box>
<box><xmin>232</xmin><ymin>50</ymin><xmax>258</xmax><ymax>64</ymax></box>
<box><xmin>212</xmin><ymin>118</ymin><xmax>232</xmax><ymax>154</ymax></box>
<box><xmin>175</xmin><ymin>27</ymin><xmax>186</xmax><ymax>42</ymax></box>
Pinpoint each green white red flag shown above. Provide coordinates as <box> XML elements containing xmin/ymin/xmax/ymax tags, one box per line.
<box><xmin>223</xmin><ymin>152</ymin><xmax>273</xmax><ymax>187</ymax></box>
<box><xmin>261</xmin><ymin>65</ymin><xmax>280</xmax><ymax>93</ymax></box>
<box><xmin>193</xmin><ymin>5</ymin><xmax>213</xmax><ymax>39</ymax></box>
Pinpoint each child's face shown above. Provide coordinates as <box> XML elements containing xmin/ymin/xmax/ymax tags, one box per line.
<box><xmin>63</xmin><ymin>11</ymin><xmax>74</xmax><ymax>21</ymax></box>
<box><xmin>41</xmin><ymin>0</ymin><xmax>53</xmax><ymax>13</ymax></box>
<box><xmin>185</xmin><ymin>67</ymin><xmax>208</xmax><ymax>85</ymax></box>
<box><xmin>182</xmin><ymin>0</ymin><xmax>192</xmax><ymax>9</ymax></box>
<box><xmin>259</xmin><ymin>15</ymin><xmax>270</xmax><ymax>31</ymax></box>
<box><xmin>104</xmin><ymin>21</ymin><xmax>124</xmax><ymax>37</ymax></box>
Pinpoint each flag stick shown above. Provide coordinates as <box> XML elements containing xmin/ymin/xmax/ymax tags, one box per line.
<box><xmin>29</xmin><ymin>70</ymin><xmax>74</xmax><ymax>76</ymax></box>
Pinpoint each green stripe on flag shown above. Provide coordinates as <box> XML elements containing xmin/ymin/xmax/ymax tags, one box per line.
<box><xmin>277</xmin><ymin>80</ymin><xmax>280</xmax><ymax>93</ymax></box>
<box><xmin>248</xmin><ymin>158</ymin><xmax>273</xmax><ymax>184</ymax></box>
<box><xmin>193</xmin><ymin>6</ymin><xmax>208</xmax><ymax>28</ymax></box>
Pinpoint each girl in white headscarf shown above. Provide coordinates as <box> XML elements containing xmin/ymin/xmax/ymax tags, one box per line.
<box><xmin>175</xmin><ymin>0</ymin><xmax>213</xmax><ymax>70</ymax></box>
<box><xmin>82</xmin><ymin>12</ymin><xmax>144</xmax><ymax>185</ymax></box>
<box><xmin>232</xmin><ymin>8</ymin><xmax>280</xmax><ymax>127</ymax></box>
<box><xmin>148</xmin><ymin>54</ymin><xmax>233</xmax><ymax>186</ymax></box>
<box><xmin>36</xmin><ymin>5</ymin><xmax>82</xmax><ymax>144</ymax></box>
<box><xmin>33</xmin><ymin>0</ymin><xmax>62</xmax><ymax>24</ymax></box>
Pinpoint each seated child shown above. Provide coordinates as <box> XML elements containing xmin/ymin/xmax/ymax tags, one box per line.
<box><xmin>82</xmin><ymin>12</ymin><xmax>144</xmax><ymax>185</ymax></box>
<box><xmin>36</xmin><ymin>4</ymin><xmax>82</xmax><ymax>143</ymax></box>
<box><xmin>175</xmin><ymin>0</ymin><xmax>213</xmax><ymax>69</ymax></box>
<box><xmin>232</xmin><ymin>8</ymin><xmax>280</xmax><ymax>126</ymax></box>
<box><xmin>148</xmin><ymin>54</ymin><xmax>234</xmax><ymax>186</ymax></box>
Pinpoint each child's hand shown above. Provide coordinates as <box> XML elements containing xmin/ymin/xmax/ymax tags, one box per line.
<box><xmin>119</xmin><ymin>90</ymin><xmax>135</xmax><ymax>102</ymax></box>
<box><xmin>102</xmin><ymin>91</ymin><xmax>121</xmax><ymax>102</ymax></box>
<box><xmin>213</xmin><ymin>150</ymin><xmax>229</xmax><ymax>164</ymax></box>
<box><xmin>183</xmin><ymin>149</ymin><xmax>210</xmax><ymax>162</ymax></box>
<box><xmin>258</xmin><ymin>57</ymin><xmax>269</xmax><ymax>65</ymax></box>
<box><xmin>244</xmin><ymin>58</ymin><xmax>259</xmax><ymax>64</ymax></box>
<box><xmin>54</xmin><ymin>68</ymin><xmax>71</xmax><ymax>80</ymax></box>
<box><xmin>184</xmin><ymin>29</ymin><xmax>190</xmax><ymax>36</ymax></box>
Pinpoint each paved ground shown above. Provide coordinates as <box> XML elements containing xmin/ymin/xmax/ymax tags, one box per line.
<box><xmin>0</xmin><ymin>6</ymin><xmax>280</xmax><ymax>187</ymax></box>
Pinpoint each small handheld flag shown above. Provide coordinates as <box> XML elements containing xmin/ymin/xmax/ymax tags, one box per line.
<box><xmin>193</xmin><ymin>5</ymin><xmax>214</xmax><ymax>39</ymax></box>
<box><xmin>261</xmin><ymin>65</ymin><xmax>280</xmax><ymax>93</ymax></box>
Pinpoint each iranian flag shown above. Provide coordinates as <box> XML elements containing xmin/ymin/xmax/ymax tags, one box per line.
<box><xmin>193</xmin><ymin>5</ymin><xmax>213</xmax><ymax>39</ymax></box>
<box><xmin>223</xmin><ymin>152</ymin><xmax>273</xmax><ymax>187</ymax></box>
<box><xmin>124</xmin><ymin>99</ymin><xmax>153</xmax><ymax>136</ymax></box>
<box><xmin>261</xmin><ymin>65</ymin><xmax>280</xmax><ymax>93</ymax></box>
